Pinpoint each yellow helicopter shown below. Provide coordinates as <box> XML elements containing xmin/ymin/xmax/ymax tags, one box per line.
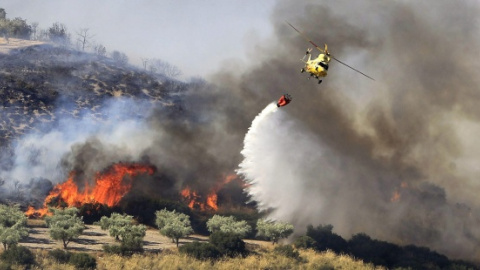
<box><xmin>287</xmin><ymin>22</ymin><xmax>375</xmax><ymax>84</ymax></box>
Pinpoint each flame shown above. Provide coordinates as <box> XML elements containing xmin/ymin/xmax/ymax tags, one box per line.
<box><xmin>180</xmin><ymin>174</ymin><xmax>244</xmax><ymax>211</ymax></box>
<box><xmin>181</xmin><ymin>186</ymin><xmax>205</xmax><ymax>210</ymax></box>
<box><xmin>391</xmin><ymin>190</ymin><xmax>401</xmax><ymax>202</ymax></box>
<box><xmin>390</xmin><ymin>181</ymin><xmax>408</xmax><ymax>203</ymax></box>
<box><xmin>206</xmin><ymin>192</ymin><xmax>218</xmax><ymax>211</ymax></box>
<box><xmin>26</xmin><ymin>163</ymin><xmax>154</xmax><ymax>217</ymax></box>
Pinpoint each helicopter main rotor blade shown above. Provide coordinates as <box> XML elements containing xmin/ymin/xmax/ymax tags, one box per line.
<box><xmin>332</xmin><ymin>57</ymin><xmax>375</xmax><ymax>81</ymax></box>
<box><xmin>286</xmin><ymin>21</ymin><xmax>325</xmax><ymax>53</ymax></box>
<box><xmin>286</xmin><ymin>21</ymin><xmax>375</xmax><ymax>81</ymax></box>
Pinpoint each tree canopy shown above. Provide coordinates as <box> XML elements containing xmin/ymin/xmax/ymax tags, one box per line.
<box><xmin>97</xmin><ymin>212</ymin><xmax>146</xmax><ymax>252</ymax></box>
<box><xmin>206</xmin><ymin>215</ymin><xmax>251</xmax><ymax>238</ymax></box>
<box><xmin>0</xmin><ymin>204</ymin><xmax>29</xmax><ymax>250</ymax></box>
<box><xmin>97</xmin><ymin>213</ymin><xmax>133</xmax><ymax>240</ymax></box>
<box><xmin>256</xmin><ymin>219</ymin><xmax>294</xmax><ymax>244</ymax></box>
<box><xmin>45</xmin><ymin>207</ymin><xmax>85</xmax><ymax>249</ymax></box>
<box><xmin>155</xmin><ymin>209</ymin><xmax>193</xmax><ymax>247</ymax></box>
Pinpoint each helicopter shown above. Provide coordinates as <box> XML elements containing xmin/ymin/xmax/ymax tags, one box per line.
<box><xmin>287</xmin><ymin>22</ymin><xmax>375</xmax><ymax>84</ymax></box>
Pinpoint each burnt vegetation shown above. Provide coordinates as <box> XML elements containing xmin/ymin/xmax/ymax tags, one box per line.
<box><xmin>0</xmin><ymin>44</ymin><xmax>177</xmax><ymax>147</ymax></box>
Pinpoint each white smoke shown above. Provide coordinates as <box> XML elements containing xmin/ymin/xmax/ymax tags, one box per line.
<box><xmin>0</xmin><ymin>98</ymin><xmax>156</xmax><ymax>193</ymax></box>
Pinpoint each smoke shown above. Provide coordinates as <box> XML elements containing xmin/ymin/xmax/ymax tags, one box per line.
<box><xmin>0</xmin><ymin>98</ymin><xmax>158</xmax><ymax>202</ymax></box>
<box><xmin>230</xmin><ymin>0</ymin><xmax>480</xmax><ymax>261</ymax></box>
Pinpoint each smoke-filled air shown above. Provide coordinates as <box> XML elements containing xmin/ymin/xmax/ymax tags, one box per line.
<box><xmin>2</xmin><ymin>0</ymin><xmax>480</xmax><ymax>263</ymax></box>
<box><xmin>233</xmin><ymin>0</ymin><xmax>480</xmax><ymax>261</ymax></box>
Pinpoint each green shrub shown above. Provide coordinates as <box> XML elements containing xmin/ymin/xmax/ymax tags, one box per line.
<box><xmin>48</xmin><ymin>248</ymin><xmax>71</xmax><ymax>263</ymax></box>
<box><xmin>0</xmin><ymin>245</ymin><xmax>35</xmax><ymax>266</ymax></box>
<box><xmin>294</xmin><ymin>235</ymin><xmax>317</xmax><ymax>249</ymax></box>
<box><xmin>209</xmin><ymin>231</ymin><xmax>247</xmax><ymax>258</ymax></box>
<box><xmin>103</xmin><ymin>244</ymin><xmax>124</xmax><ymax>255</ymax></box>
<box><xmin>179</xmin><ymin>241</ymin><xmax>221</xmax><ymax>260</ymax></box>
<box><xmin>103</xmin><ymin>243</ymin><xmax>144</xmax><ymax>257</ymax></box>
<box><xmin>0</xmin><ymin>262</ymin><xmax>11</xmax><ymax>270</ymax></box>
<box><xmin>68</xmin><ymin>252</ymin><xmax>96</xmax><ymax>270</ymax></box>
<box><xmin>274</xmin><ymin>245</ymin><xmax>300</xmax><ymax>260</ymax></box>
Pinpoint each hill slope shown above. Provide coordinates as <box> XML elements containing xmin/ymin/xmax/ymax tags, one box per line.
<box><xmin>0</xmin><ymin>42</ymin><xmax>179</xmax><ymax>146</ymax></box>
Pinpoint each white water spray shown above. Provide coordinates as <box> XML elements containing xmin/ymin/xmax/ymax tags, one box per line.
<box><xmin>237</xmin><ymin>102</ymin><xmax>334</xmax><ymax>224</ymax></box>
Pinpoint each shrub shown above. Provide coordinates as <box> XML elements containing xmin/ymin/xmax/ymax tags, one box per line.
<box><xmin>48</xmin><ymin>248</ymin><xmax>71</xmax><ymax>263</ymax></box>
<box><xmin>179</xmin><ymin>241</ymin><xmax>221</xmax><ymax>260</ymax></box>
<box><xmin>306</xmin><ymin>224</ymin><xmax>348</xmax><ymax>254</ymax></box>
<box><xmin>0</xmin><ymin>245</ymin><xmax>35</xmax><ymax>266</ymax></box>
<box><xmin>209</xmin><ymin>231</ymin><xmax>247</xmax><ymax>258</ymax></box>
<box><xmin>274</xmin><ymin>245</ymin><xmax>300</xmax><ymax>260</ymax></box>
<box><xmin>0</xmin><ymin>262</ymin><xmax>11</xmax><ymax>270</ymax></box>
<box><xmin>294</xmin><ymin>235</ymin><xmax>317</xmax><ymax>249</ymax></box>
<box><xmin>68</xmin><ymin>252</ymin><xmax>96</xmax><ymax>270</ymax></box>
<box><xmin>103</xmin><ymin>243</ymin><xmax>143</xmax><ymax>256</ymax></box>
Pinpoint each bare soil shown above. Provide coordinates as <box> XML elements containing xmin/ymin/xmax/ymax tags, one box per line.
<box><xmin>20</xmin><ymin>220</ymin><xmax>268</xmax><ymax>252</ymax></box>
<box><xmin>0</xmin><ymin>37</ymin><xmax>45</xmax><ymax>54</ymax></box>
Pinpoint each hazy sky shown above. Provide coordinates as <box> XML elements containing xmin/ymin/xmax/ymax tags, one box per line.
<box><xmin>2</xmin><ymin>0</ymin><xmax>275</xmax><ymax>79</ymax></box>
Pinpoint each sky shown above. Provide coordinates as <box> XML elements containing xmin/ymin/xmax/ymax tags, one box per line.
<box><xmin>1</xmin><ymin>0</ymin><xmax>275</xmax><ymax>79</ymax></box>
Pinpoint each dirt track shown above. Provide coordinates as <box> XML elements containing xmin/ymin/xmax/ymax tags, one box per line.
<box><xmin>20</xmin><ymin>222</ymin><xmax>209</xmax><ymax>252</ymax></box>
<box><xmin>19</xmin><ymin>221</ymin><xmax>268</xmax><ymax>252</ymax></box>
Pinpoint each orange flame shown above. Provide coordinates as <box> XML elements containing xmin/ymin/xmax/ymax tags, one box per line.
<box><xmin>390</xmin><ymin>181</ymin><xmax>408</xmax><ymax>203</ymax></box>
<box><xmin>26</xmin><ymin>163</ymin><xmax>154</xmax><ymax>217</ymax></box>
<box><xmin>206</xmin><ymin>192</ymin><xmax>218</xmax><ymax>211</ymax></box>
<box><xmin>391</xmin><ymin>190</ymin><xmax>401</xmax><ymax>202</ymax></box>
<box><xmin>180</xmin><ymin>174</ymin><xmax>243</xmax><ymax>211</ymax></box>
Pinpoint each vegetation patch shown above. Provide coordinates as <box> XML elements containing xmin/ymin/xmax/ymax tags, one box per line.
<box><xmin>178</xmin><ymin>241</ymin><xmax>221</xmax><ymax>261</ymax></box>
<box><xmin>0</xmin><ymin>245</ymin><xmax>35</xmax><ymax>266</ymax></box>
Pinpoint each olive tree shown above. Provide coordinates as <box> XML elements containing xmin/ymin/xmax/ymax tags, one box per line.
<box><xmin>45</xmin><ymin>207</ymin><xmax>85</xmax><ymax>249</ymax></box>
<box><xmin>0</xmin><ymin>204</ymin><xmax>29</xmax><ymax>250</ymax></box>
<box><xmin>206</xmin><ymin>215</ymin><xmax>251</xmax><ymax>238</ymax></box>
<box><xmin>155</xmin><ymin>209</ymin><xmax>193</xmax><ymax>247</ymax></box>
<box><xmin>96</xmin><ymin>213</ymin><xmax>146</xmax><ymax>251</ymax></box>
<box><xmin>256</xmin><ymin>219</ymin><xmax>294</xmax><ymax>244</ymax></box>
<box><xmin>97</xmin><ymin>213</ymin><xmax>133</xmax><ymax>241</ymax></box>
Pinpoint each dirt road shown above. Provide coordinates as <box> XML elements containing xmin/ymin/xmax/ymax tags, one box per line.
<box><xmin>20</xmin><ymin>222</ymin><xmax>209</xmax><ymax>252</ymax></box>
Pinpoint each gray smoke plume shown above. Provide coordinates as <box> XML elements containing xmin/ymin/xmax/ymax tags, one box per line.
<box><xmin>230</xmin><ymin>0</ymin><xmax>480</xmax><ymax>261</ymax></box>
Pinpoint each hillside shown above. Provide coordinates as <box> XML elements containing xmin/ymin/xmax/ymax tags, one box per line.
<box><xmin>0</xmin><ymin>40</ymin><xmax>177</xmax><ymax>147</ymax></box>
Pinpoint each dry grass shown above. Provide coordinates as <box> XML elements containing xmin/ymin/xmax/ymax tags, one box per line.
<box><xmin>93</xmin><ymin>248</ymin><xmax>384</xmax><ymax>270</ymax></box>
<box><xmin>5</xmin><ymin>245</ymin><xmax>386</xmax><ymax>270</ymax></box>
